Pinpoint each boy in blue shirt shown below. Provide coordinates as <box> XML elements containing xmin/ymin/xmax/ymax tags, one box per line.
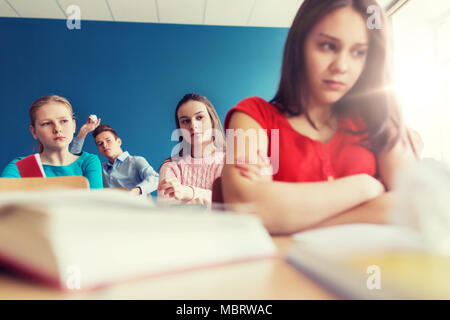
<box><xmin>71</xmin><ymin>124</ymin><xmax>158</xmax><ymax>196</ymax></box>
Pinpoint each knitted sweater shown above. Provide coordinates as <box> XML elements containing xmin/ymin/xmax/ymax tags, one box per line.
<box><xmin>157</xmin><ymin>151</ymin><xmax>224</xmax><ymax>204</ymax></box>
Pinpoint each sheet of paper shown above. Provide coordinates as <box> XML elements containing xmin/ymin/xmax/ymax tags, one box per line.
<box><xmin>292</xmin><ymin>224</ymin><xmax>427</xmax><ymax>259</ymax></box>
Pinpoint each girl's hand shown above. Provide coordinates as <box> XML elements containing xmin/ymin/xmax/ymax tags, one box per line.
<box><xmin>129</xmin><ymin>187</ymin><xmax>142</xmax><ymax>195</ymax></box>
<box><xmin>158</xmin><ymin>178</ymin><xmax>194</xmax><ymax>201</ymax></box>
<box><xmin>190</xmin><ymin>196</ymin><xmax>208</xmax><ymax>205</ymax></box>
<box><xmin>235</xmin><ymin>150</ymin><xmax>273</xmax><ymax>182</ymax></box>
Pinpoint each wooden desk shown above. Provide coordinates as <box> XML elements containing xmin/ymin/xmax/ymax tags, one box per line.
<box><xmin>0</xmin><ymin>237</ymin><xmax>335</xmax><ymax>300</ymax></box>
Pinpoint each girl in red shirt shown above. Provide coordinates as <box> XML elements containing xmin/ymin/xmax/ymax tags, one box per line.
<box><xmin>222</xmin><ymin>0</ymin><xmax>417</xmax><ymax>234</ymax></box>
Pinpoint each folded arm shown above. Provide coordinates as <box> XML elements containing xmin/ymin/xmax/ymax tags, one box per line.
<box><xmin>310</xmin><ymin>126</ymin><xmax>418</xmax><ymax>230</ymax></box>
<box><xmin>222</xmin><ymin>112</ymin><xmax>385</xmax><ymax>234</ymax></box>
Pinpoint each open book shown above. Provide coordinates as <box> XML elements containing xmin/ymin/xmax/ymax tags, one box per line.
<box><xmin>0</xmin><ymin>189</ymin><xmax>277</xmax><ymax>291</ymax></box>
<box><xmin>286</xmin><ymin>224</ymin><xmax>450</xmax><ymax>299</ymax></box>
<box><xmin>15</xmin><ymin>153</ymin><xmax>46</xmax><ymax>178</ymax></box>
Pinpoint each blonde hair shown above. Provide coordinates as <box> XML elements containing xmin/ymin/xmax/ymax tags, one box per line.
<box><xmin>29</xmin><ymin>95</ymin><xmax>74</xmax><ymax>153</ymax></box>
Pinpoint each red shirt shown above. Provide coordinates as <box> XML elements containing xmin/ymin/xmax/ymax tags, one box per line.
<box><xmin>224</xmin><ymin>97</ymin><xmax>377</xmax><ymax>182</ymax></box>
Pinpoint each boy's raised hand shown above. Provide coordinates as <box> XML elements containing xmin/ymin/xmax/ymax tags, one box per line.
<box><xmin>77</xmin><ymin>117</ymin><xmax>101</xmax><ymax>139</ymax></box>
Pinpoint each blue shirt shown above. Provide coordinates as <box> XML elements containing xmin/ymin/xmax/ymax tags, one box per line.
<box><xmin>102</xmin><ymin>151</ymin><xmax>159</xmax><ymax>196</ymax></box>
<box><xmin>1</xmin><ymin>152</ymin><xmax>103</xmax><ymax>189</ymax></box>
<box><xmin>70</xmin><ymin>137</ymin><xmax>84</xmax><ymax>155</ymax></box>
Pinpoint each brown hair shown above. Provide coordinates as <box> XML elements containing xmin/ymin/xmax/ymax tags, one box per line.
<box><xmin>93</xmin><ymin>124</ymin><xmax>119</xmax><ymax>140</ymax></box>
<box><xmin>271</xmin><ymin>0</ymin><xmax>405</xmax><ymax>153</ymax></box>
<box><xmin>29</xmin><ymin>95</ymin><xmax>74</xmax><ymax>153</ymax></box>
<box><xmin>161</xmin><ymin>93</ymin><xmax>225</xmax><ymax>167</ymax></box>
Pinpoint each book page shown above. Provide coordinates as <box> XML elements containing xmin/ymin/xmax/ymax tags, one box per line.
<box><xmin>0</xmin><ymin>189</ymin><xmax>277</xmax><ymax>290</ymax></box>
<box><xmin>0</xmin><ymin>189</ymin><xmax>155</xmax><ymax>211</ymax></box>
<box><xmin>292</xmin><ymin>224</ymin><xmax>427</xmax><ymax>259</ymax></box>
<box><xmin>287</xmin><ymin>224</ymin><xmax>444</xmax><ymax>299</ymax></box>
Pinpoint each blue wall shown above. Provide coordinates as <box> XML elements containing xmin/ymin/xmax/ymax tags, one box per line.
<box><xmin>0</xmin><ymin>17</ymin><xmax>288</xmax><ymax>174</ymax></box>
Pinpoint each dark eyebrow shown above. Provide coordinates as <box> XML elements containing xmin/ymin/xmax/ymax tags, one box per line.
<box><xmin>318</xmin><ymin>33</ymin><xmax>340</xmax><ymax>42</ymax></box>
<box><xmin>179</xmin><ymin>111</ymin><xmax>205</xmax><ymax>119</ymax></box>
<box><xmin>40</xmin><ymin>116</ymin><xmax>70</xmax><ymax>121</ymax></box>
<box><xmin>318</xmin><ymin>33</ymin><xmax>368</xmax><ymax>46</ymax></box>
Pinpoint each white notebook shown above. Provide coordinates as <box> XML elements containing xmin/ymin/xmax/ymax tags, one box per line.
<box><xmin>292</xmin><ymin>223</ymin><xmax>426</xmax><ymax>259</ymax></box>
<box><xmin>287</xmin><ymin>224</ymin><xmax>431</xmax><ymax>299</ymax></box>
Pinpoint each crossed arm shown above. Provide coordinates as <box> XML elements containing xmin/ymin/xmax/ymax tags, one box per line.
<box><xmin>222</xmin><ymin>111</ymin><xmax>417</xmax><ymax>234</ymax></box>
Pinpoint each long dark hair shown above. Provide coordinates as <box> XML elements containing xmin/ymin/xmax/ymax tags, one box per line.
<box><xmin>161</xmin><ymin>93</ymin><xmax>225</xmax><ymax>167</ymax></box>
<box><xmin>271</xmin><ymin>0</ymin><xmax>405</xmax><ymax>153</ymax></box>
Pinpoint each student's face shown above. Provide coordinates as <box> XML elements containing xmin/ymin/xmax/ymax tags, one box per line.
<box><xmin>30</xmin><ymin>102</ymin><xmax>75</xmax><ymax>152</ymax></box>
<box><xmin>177</xmin><ymin>100</ymin><xmax>213</xmax><ymax>146</ymax></box>
<box><xmin>303</xmin><ymin>6</ymin><xmax>369</xmax><ymax>107</ymax></box>
<box><xmin>95</xmin><ymin>131</ymin><xmax>122</xmax><ymax>160</ymax></box>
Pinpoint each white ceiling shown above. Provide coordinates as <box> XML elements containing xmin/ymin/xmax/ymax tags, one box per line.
<box><xmin>0</xmin><ymin>0</ymin><xmax>394</xmax><ymax>28</ymax></box>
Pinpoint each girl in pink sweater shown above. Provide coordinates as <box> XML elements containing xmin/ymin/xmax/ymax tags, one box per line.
<box><xmin>158</xmin><ymin>93</ymin><xmax>225</xmax><ymax>205</ymax></box>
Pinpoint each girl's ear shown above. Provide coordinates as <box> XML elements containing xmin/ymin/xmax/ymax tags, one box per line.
<box><xmin>29</xmin><ymin>125</ymin><xmax>38</xmax><ymax>140</ymax></box>
<box><xmin>72</xmin><ymin>119</ymin><xmax>76</xmax><ymax>134</ymax></box>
